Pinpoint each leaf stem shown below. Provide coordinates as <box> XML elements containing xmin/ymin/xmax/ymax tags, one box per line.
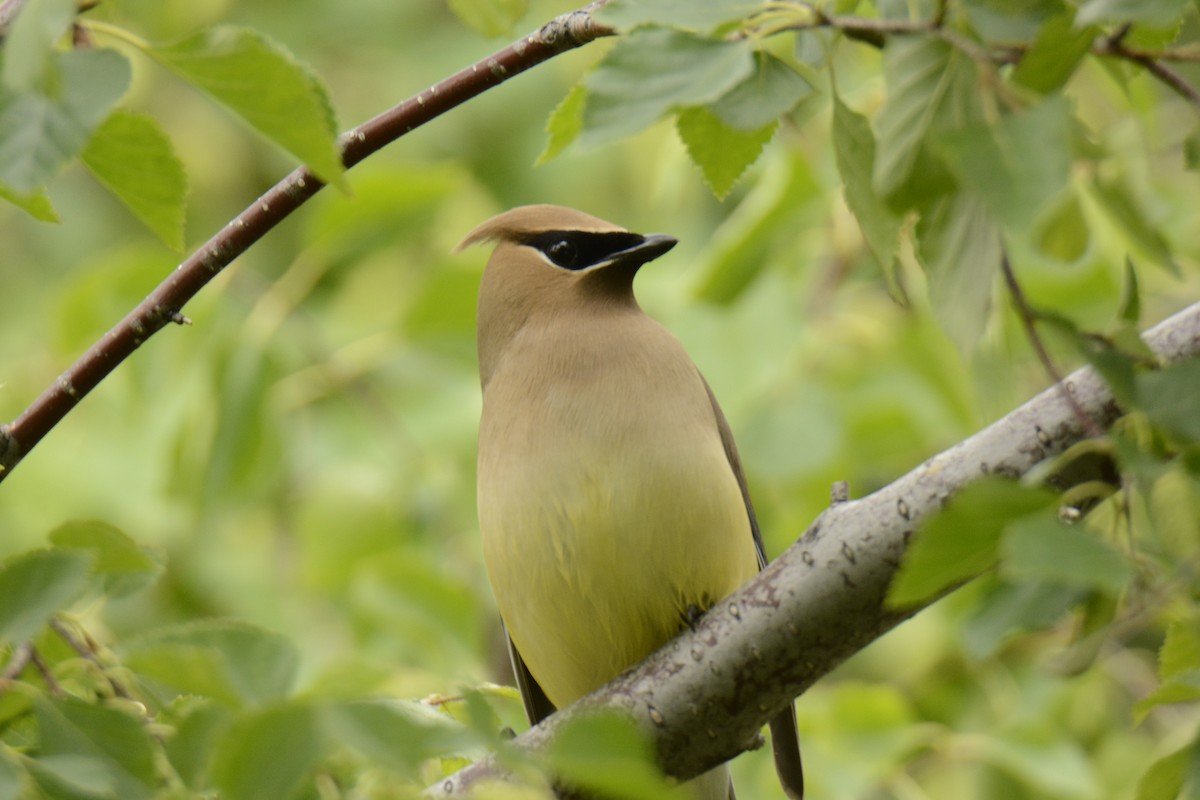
<box><xmin>999</xmin><ymin>248</ymin><xmax>1103</xmax><ymax>438</ymax></box>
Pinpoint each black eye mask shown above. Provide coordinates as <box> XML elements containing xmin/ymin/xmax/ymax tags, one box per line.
<box><xmin>520</xmin><ymin>230</ymin><xmax>647</xmax><ymax>271</ymax></box>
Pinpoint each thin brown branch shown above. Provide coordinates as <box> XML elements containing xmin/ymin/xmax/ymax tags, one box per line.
<box><xmin>1000</xmin><ymin>249</ymin><xmax>1103</xmax><ymax>438</ymax></box>
<box><xmin>0</xmin><ymin>1</ymin><xmax>614</xmax><ymax>484</ymax></box>
<box><xmin>0</xmin><ymin>642</ymin><xmax>33</xmax><ymax>684</ymax></box>
<box><xmin>29</xmin><ymin>648</ymin><xmax>63</xmax><ymax>695</ymax></box>
<box><xmin>50</xmin><ymin>617</ymin><xmax>132</xmax><ymax>699</ymax></box>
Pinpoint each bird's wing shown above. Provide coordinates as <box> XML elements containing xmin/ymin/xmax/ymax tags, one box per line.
<box><xmin>506</xmin><ymin>627</ymin><xmax>558</xmax><ymax>724</ymax></box>
<box><xmin>700</xmin><ymin>375</ymin><xmax>805</xmax><ymax>800</ymax></box>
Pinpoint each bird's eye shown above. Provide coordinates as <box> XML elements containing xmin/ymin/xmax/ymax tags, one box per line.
<box><xmin>547</xmin><ymin>240</ymin><xmax>577</xmax><ymax>267</ymax></box>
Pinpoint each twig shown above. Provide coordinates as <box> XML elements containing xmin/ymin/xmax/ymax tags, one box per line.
<box><xmin>50</xmin><ymin>617</ymin><xmax>132</xmax><ymax>699</ymax></box>
<box><xmin>0</xmin><ymin>0</ymin><xmax>30</xmax><ymax>34</ymax></box>
<box><xmin>0</xmin><ymin>642</ymin><xmax>34</xmax><ymax>684</ymax></box>
<box><xmin>29</xmin><ymin>648</ymin><xmax>63</xmax><ymax>695</ymax></box>
<box><xmin>0</xmin><ymin>1</ymin><xmax>614</xmax><ymax>484</ymax></box>
<box><xmin>1000</xmin><ymin>249</ymin><xmax>1103</xmax><ymax>438</ymax></box>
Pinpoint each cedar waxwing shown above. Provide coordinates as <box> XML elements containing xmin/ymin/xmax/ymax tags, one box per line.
<box><xmin>461</xmin><ymin>205</ymin><xmax>803</xmax><ymax>800</ymax></box>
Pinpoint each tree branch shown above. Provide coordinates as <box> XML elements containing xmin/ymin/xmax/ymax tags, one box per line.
<box><xmin>0</xmin><ymin>1</ymin><xmax>614</xmax><ymax>484</ymax></box>
<box><xmin>428</xmin><ymin>301</ymin><xmax>1200</xmax><ymax>797</ymax></box>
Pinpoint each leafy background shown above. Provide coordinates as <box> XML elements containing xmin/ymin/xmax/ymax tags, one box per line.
<box><xmin>2</xmin><ymin>0</ymin><xmax>1200</xmax><ymax>797</ymax></box>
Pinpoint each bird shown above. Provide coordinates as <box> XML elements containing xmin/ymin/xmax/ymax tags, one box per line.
<box><xmin>460</xmin><ymin>205</ymin><xmax>803</xmax><ymax>800</ymax></box>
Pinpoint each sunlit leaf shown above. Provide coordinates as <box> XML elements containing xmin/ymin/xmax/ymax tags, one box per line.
<box><xmin>537</xmin><ymin>83</ymin><xmax>586</xmax><ymax>164</ymax></box>
<box><xmin>0</xmin><ymin>549</ymin><xmax>92</xmax><ymax>644</ymax></box>
<box><xmin>582</xmin><ymin>29</ymin><xmax>754</xmax><ymax>146</ymax></box>
<box><xmin>1011</xmin><ymin>12</ymin><xmax>1096</xmax><ymax>93</ymax></box>
<box><xmin>1133</xmin><ymin>739</ymin><xmax>1199</xmax><ymax>800</ymax></box>
<box><xmin>1161</xmin><ymin>618</ymin><xmax>1200</xmax><ymax>680</ymax></box>
<box><xmin>1133</xmin><ymin>672</ymin><xmax>1200</xmax><ymax>721</ymax></box>
<box><xmin>149</xmin><ymin>26</ymin><xmax>342</xmax><ymax>184</ymax></box>
<box><xmin>888</xmin><ymin>479</ymin><xmax>1057</xmax><ymax>607</ymax></box>
<box><xmin>676</xmin><ymin>106</ymin><xmax>774</xmax><ymax>199</ymax></box>
<box><xmin>0</xmin><ymin>179</ymin><xmax>58</xmax><ymax>221</ymax></box>
<box><xmin>81</xmin><ymin>110</ymin><xmax>187</xmax><ymax>250</ymax></box>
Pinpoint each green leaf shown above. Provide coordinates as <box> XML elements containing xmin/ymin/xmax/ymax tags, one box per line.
<box><xmin>874</xmin><ymin>36</ymin><xmax>966</xmax><ymax>201</ymax></box>
<box><xmin>1034</xmin><ymin>192</ymin><xmax>1089</xmax><ymax>263</ymax></box>
<box><xmin>1118</xmin><ymin>256</ymin><xmax>1141</xmax><ymax>324</ymax></box>
<box><xmin>1000</xmin><ymin>517</ymin><xmax>1132</xmax><ymax>593</ymax></box>
<box><xmin>1133</xmin><ymin>672</ymin><xmax>1200</xmax><ymax>721</ymax></box>
<box><xmin>888</xmin><ymin>479</ymin><xmax>1058</xmax><ymax>607</ymax></box>
<box><xmin>1161</xmin><ymin>618</ymin><xmax>1200</xmax><ymax>680</ymax></box>
<box><xmin>165</xmin><ymin>701</ymin><xmax>232</xmax><ymax>790</ymax></box>
<box><xmin>1076</xmin><ymin>0</ymin><xmax>1191</xmax><ymax>26</ymax></box>
<box><xmin>1184</xmin><ymin>127</ymin><xmax>1200</xmax><ymax>171</ymax></box>
<box><xmin>0</xmin><ymin>179</ymin><xmax>58</xmax><ymax>221</ymax></box>
<box><xmin>0</xmin><ymin>549</ymin><xmax>92</xmax><ymax>644</ymax></box>
<box><xmin>676</xmin><ymin>106</ymin><xmax>774</xmax><ymax>199</ymax></box>
<box><xmin>80</xmin><ymin>110</ymin><xmax>187</xmax><ymax>250</ymax></box>
<box><xmin>1134</xmin><ymin>739</ymin><xmax>1199</xmax><ymax>800</ymax></box>
<box><xmin>34</xmin><ymin>695</ymin><xmax>157</xmax><ymax>799</ymax></box>
<box><xmin>48</xmin><ymin>520</ymin><xmax>163</xmax><ymax>599</ymax></box>
<box><xmin>0</xmin><ymin>48</ymin><xmax>131</xmax><ymax>193</ymax></box>
<box><xmin>1</xmin><ymin>0</ymin><xmax>75</xmax><ymax>92</ymax></box>
<box><xmin>596</xmin><ymin>0</ymin><xmax>760</xmax><ymax>34</ymax></box>
<box><xmin>537</xmin><ymin>83</ymin><xmax>586</xmax><ymax>164</ymax></box>
<box><xmin>692</xmin><ymin>153</ymin><xmax>819</xmax><ymax>303</ymax></box>
<box><xmin>974</xmin><ymin>734</ymin><xmax>1101</xmax><ymax>799</ymax></box>
<box><xmin>326</xmin><ymin>699</ymin><xmax>474</xmax><ymax>778</ymax></box>
<box><xmin>709</xmin><ymin>52</ymin><xmax>811</xmax><ymax>132</ymax></box>
<box><xmin>27</xmin><ymin>754</ymin><xmax>117</xmax><ymax>798</ymax></box>
<box><xmin>121</xmin><ymin>620</ymin><xmax>299</xmax><ymax>708</ymax></box>
<box><xmin>543</xmin><ymin>712</ymin><xmax>675</xmax><ymax>800</ymax></box>
<box><xmin>832</xmin><ymin>94</ymin><xmax>901</xmax><ymax>284</ymax></box>
<box><xmin>149</xmin><ymin>26</ymin><xmax>342</xmax><ymax>185</ymax></box>
<box><xmin>1011</xmin><ymin>12</ymin><xmax>1096</xmax><ymax>93</ymax></box>
<box><xmin>936</xmin><ymin>96</ymin><xmax>1072</xmax><ymax>231</ymax></box>
<box><xmin>1089</xmin><ymin>176</ymin><xmax>1179</xmax><ymax>274</ymax></box>
<box><xmin>0</xmin><ymin>747</ymin><xmax>33</xmax><ymax>800</ymax></box>
<box><xmin>964</xmin><ymin>581</ymin><xmax>1085</xmax><ymax>661</ymax></box>
<box><xmin>210</xmin><ymin>703</ymin><xmax>324</xmax><ymax>800</ymax></box>
<box><xmin>582</xmin><ymin>29</ymin><xmax>754</xmax><ymax>146</ymax></box>
<box><xmin>1137</xmin><ymin>358</ymin><xmax>1200</xmax><ymax>442</ymax></box>
<box><xmin>446</xmin><ymin>0</ymin><xmax>528</xmax><ymax>37</ymax></box>
<box><xmin>915</xmin><ymin>191</ymin><xmax>1001</xmax><ymax>351</ymax></box>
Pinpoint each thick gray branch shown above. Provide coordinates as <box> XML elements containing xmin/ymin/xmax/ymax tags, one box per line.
<box><xmin>429</xmin><ymin>300</ymin><xmax>1200</xmax><ymax>796</ymax></box>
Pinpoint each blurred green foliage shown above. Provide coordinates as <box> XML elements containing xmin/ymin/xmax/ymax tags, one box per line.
<box><xmin>1</xmin><ymin>0</ymin><xmax>1200</xmax><ymax>797</ymax></box>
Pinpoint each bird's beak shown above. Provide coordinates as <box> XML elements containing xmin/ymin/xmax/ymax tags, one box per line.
<box><xmin>603</xmin><ymin>233</ymin><xmax>678</xmax><ymax>270</ymax></box>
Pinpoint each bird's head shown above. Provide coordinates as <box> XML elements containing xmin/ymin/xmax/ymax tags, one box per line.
<box><xmin>459</xmin><ymin>205</ymin><xmax>677</xmax><ymax>384</ymax></box>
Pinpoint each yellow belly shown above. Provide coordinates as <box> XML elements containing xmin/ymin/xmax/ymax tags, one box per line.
<box><xmin>478</xmin><ymin>393</ymin><xmax>758</xmax><ymax>708</ymax></box>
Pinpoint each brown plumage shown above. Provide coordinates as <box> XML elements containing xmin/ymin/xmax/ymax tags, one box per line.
<box><xmin>464</xmin><ymin>205</ymin><xmax>803</xmax><ymax>800</ymax></box>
